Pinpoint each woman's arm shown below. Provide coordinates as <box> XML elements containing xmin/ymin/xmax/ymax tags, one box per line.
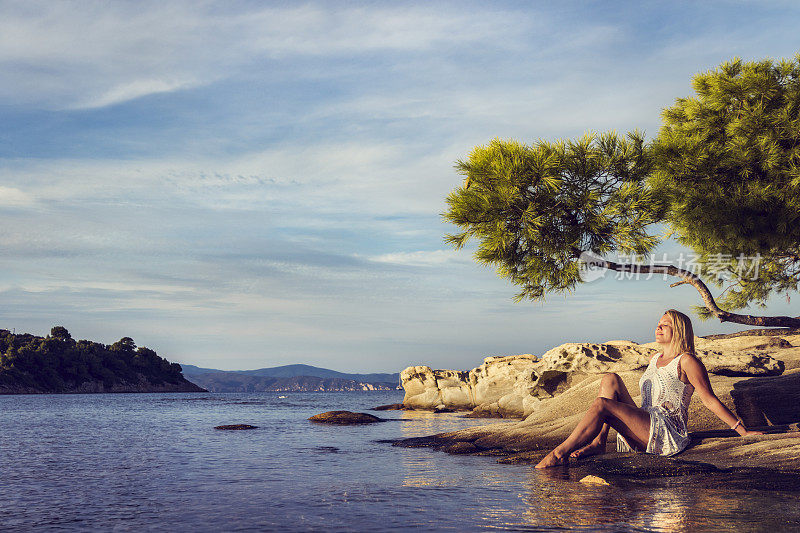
<box><xmin>681</xmin><ymin>354</ymin><xmax>763</xmax><ymax>436</ymax></box>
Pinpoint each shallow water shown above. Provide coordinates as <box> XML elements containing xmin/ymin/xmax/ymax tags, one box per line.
<box><xmin>1</xmin><ymin>392</ymin><xmax>798</xmax><ymax>531</ymax></box>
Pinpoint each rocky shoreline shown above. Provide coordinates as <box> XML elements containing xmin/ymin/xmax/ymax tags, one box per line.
<box><xmin>395</xmin><ymin>330</ymin><xmax>800</xmax><ymax>476</ymax></box>
<box><xmin>0</xmin><ymin>378</ymin><xmax>206</xmax><ymax>394</ymax></box>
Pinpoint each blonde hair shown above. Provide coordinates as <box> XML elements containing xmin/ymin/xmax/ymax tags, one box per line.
<box><xmin>663</xmin><ymin>309</ymin><xmax>695</xmax><ymax>356</ymax></box>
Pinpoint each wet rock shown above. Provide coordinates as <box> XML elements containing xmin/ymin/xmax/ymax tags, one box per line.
<box><xmin>462</xmin><ymin>410</ymin><xmax>505</xmax><ymax>418</ymax></box>
<box><xmin>578</xmin><ymin>454</ymin><xmax>721</xmax><ymax>478</ymax></box>
<box><xmin>719</xmin><ymin>469</ymin><xmax>800</xmax><ymax>492</ymax></box>
<box><xmin>214</xmin><ymin>424</ymin><xmax>258</xmax><ymax>430</ymax></box>
<box><xmin>496</xmin><ymin>450</ymin><xmax>550</xmax><ymax>465</ymax></box>
<box><xmin>579</xmin><ymin>475</ymin><xmax>610</xmax><ymax>485</ymax></box>
<box><xmin>308</xmin><ymin>411</ymin><xmax>383</xmax><ymax>425</ymax></box>
<box><xmin>311</xmin><ymin>446</ymin><xmax>340</xmax><ymax>453</ymax></box>
<box><xmin>392</xmin><ymin>434</ymin><xmax>454</xmax><ymax>448</ymax></box>
<box><xmin>473</xmin><ymin>448</ymin><xmax>512</xmax><ymax>457</ymax></box>
<box><xmin>443</xmin><ymin>441</ymin><xmax>480</xmax><ymax>454</ymax></box>
<box><xmin>496</xmin><ymin>451</ymin><xmax>721</xmax><ymax>477</ymax></box>
<box><xmin>372</xmin><ymin>403</ymin><xmax>408</xmax><ymax>411</ymax></box>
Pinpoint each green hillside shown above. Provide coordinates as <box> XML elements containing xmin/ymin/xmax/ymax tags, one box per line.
<box><xmin>0</xmin><ymin>327</ymin><xmax>204</xmax><ymax>394</ymax></box>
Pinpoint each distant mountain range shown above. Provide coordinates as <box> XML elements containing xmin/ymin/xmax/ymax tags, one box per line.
<box><xmin>180</xmin><ymin>363</ymin><xmax>401</xmax><ymax>392</ymax></box>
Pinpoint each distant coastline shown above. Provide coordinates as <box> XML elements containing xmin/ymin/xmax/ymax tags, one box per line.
<box><xmin>0</xmin><ymin>327</ymin><xmax>205</xmax><ymax>394</ymax></box>
<box><xmin>180</xmin><ymin>363</ymin><xmax>401</xmax><ymax>392</ymax></box>
<box><xmin>0</xmin><ymin>328</ymin><xmax>400</xmax><ymax>394</ymax></box>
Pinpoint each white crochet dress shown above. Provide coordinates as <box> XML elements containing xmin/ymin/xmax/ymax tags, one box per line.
<box><xmin>617</xmin><ymin>353</ymin><xmax>694</xmax><ymax>456</ymax></box>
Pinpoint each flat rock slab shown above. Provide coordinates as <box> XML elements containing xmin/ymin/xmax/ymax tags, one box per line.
<box><xmin>495</xmin><ymin>450</ymin><xmax>722</xmax><ymax>478</ymax></box>
<box><xmin>309</xmin><ymin>411</ymin><xmax>384</xmax><ymax>425</ymax></box>
<box><xmin>393</xmin><ymin>434</ymin><xmax>466</xmax><ymax>448</ymax></box>
<box><xmin>577</xmin><ymin>453</ymin><xmax>722</xmax><ymax>478</ymax></box>
<box><xmin>442</xmin><ymin>441</ymin><xmax>480</xmax><ymax>454</ymax></box>
<box><xmin>214</xmin><ymin>424</ymin><xmax>258</xmax><ymax>430</ymax></box>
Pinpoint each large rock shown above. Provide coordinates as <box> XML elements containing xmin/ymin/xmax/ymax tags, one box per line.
<box><xmin>400</xmin><ymin>367</ymin><xmax>472</xmax><ymax>410</ymax></box>
<box><xmin>538</xmin><ymin>342</ymin><xmax>654</xmax><ymax>373</ymax></box>
<box><xmin>469</xmin><ymin>354</ymin><xmax>542</xmax><ymax>417</ymax></box>
<box><xmin>400</xmin><ymin>334</ymin><xmax>792</xmax><ymax>419</ymax></box>
<box><xmin>697</xmin><ymin>350</ymin><xmax>784</xmax><ymax>376</ymax></box>
<box><xmin>402</xmin><ymin>344</ymin><xmax>654</xmax><ymax>418</ymax></box>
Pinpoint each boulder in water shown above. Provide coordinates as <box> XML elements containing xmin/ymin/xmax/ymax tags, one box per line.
<box><xmin>214</xmin><ymin>424</ymin><xmax>258</xmax><ymax>430</ymax></box>
<box><xmin>309</xmin><ymin>411</ymin><xmax>384</xmax><ymax>425</ymax></box>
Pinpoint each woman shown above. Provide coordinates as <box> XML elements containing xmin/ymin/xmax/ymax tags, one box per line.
<box><xmin>536</xmin><ymin>309</ymin><xmax>762</xmax><ymax>468</ymax></box>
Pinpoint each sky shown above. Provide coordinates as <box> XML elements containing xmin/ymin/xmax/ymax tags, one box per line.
<box><xmin>1</xmin><ymin>0</ymin><xmax>798</xmax><ymax>372</ymax></box>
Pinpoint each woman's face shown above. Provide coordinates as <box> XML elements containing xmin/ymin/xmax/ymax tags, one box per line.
<box><xmin>655</xmin><ymin>314</ymin><xmax>674</xmax><ymax>345</ymax></box>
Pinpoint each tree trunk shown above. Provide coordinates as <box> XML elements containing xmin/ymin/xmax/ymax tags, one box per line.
<box><xmin>582</xmin><ymin>254</ymin><xmax>800</xmax><ymax>328</ymax></box>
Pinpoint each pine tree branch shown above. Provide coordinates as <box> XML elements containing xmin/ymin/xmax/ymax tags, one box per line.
<box><xmin>669</xmin><ymin>280</ymin><xmax>690</xmax><ymax>288</ymax></box>
<box><xmin>583</xmin><ymin>253</ymin><xmax>800</xmax><ymax>328</ymax></box>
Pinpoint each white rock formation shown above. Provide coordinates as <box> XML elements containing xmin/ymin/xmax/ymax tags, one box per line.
<box><xmin>401</xmin><ymin>335</ymin><xmax>792</xmax><ymax>419</ymax></box>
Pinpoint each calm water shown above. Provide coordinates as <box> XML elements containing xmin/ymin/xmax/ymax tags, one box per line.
<box><xmin>2</xmin><ymin>391</ymin><xmax>799</xmax><ymax>532</ymax></box>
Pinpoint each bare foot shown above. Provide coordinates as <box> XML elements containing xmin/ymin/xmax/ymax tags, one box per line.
<box><xmin>535</xmin><ymin>450</ymin><xmax>568</xmax><ymax>468</ymax></box>
<box><xmin>569</xmin><ymin>441</ymin><xmax>605</xmax><ymax>459</ymax></box>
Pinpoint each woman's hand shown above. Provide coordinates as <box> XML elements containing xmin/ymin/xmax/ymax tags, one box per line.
<box><xmin>739</xmin><ymin>429</ymin><xmax>764</xmax><ymax>436</ymax></box>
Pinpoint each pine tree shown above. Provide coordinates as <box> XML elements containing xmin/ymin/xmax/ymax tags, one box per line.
<box><xmin>652</xmin><ymin>56</ymin><xmax>800</xmax><ymax>324</ymax></box>
<box><xmin>445</xmin><ymin>55</ymin><xmax>800</xmax><ymax>329</ymax></box>
<box><xmin>445</xmin><ymin>132</ymin><xmax>659</xmax><ymax>300</ymax></box>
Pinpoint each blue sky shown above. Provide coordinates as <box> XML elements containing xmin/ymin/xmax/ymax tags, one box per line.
<box><xmin>1</xmin><ymin>0</ymin><xmax>798</xmax><ymax>372</ymax></box>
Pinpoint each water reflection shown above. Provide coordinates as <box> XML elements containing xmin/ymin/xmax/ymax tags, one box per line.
<box><xmin>397</xmin><ymin>411</ymin><xmax>508</xmax><ymax>489</ymax></box>
<box><xmin>512</xmin><ymin>467</ymin><xmax>800</xmax><ymax>532</ymax></box>
<box><xmin>525</xmin><ymin>478</ymin><xmax>689</xmax><ymax>531</ymax></box>
<box><xmin>524</xmin><ymin>469</ymin><xmax>637</xmax><ymax>530</ymax></box>
<box><xmin>398</xmin><ymin>410</ymin><xmax>511</xmax><ymax>438</ymax></box>
<box><xmin>519</xmin><ymin>468</ymin><xmax>718</xmax><ymax>531</ymax></box>
<box><xmin>395</xmin><ymin>413</ymin><xmax>697</xmax><ymax>530</ymax></box>
<box><xmin>399</xmin><ymin>450</ymin><xmax>448</xmax><ymax>488</ymax></box>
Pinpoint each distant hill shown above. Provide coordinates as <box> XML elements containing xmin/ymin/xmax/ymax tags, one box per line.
<box><xmin>0</xmin><ymin>327</ymin><xmax>205</xmax><ymax>394</ymax></box>
<box><xmin>180</xmin><ymin>364</ymin><xmax>400</xmax><ymax>392</ymax></box>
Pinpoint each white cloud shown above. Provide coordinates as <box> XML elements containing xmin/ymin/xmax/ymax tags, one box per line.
<box><xmin>0</xmin><ymin>186</ymin><xmax>36</xmax><ymax>207</ymax></box>
<box><xmin>0</xmin><ymin>136</ymin><xmax>458</xmax><ymax>218</ymax></box>
<box><xmin>0</xmin><ymin>1</ymin><xmax>534</xmax><ymax>109</ymax></box>
<box><xmin>367</xmin><ymin>250</ymin><xmax>468</xmax><ymax>267</ymax></box>
<box><xmin>74</xmin><ymin>78</ymin><xmax>197</xmax><ymax>109</ymax></box>
<box><xmin>244</xmin><ymin>4</ymin><xmax>529</xmax><ymax>56</ymax></box>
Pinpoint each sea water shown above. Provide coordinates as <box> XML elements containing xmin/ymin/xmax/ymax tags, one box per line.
<box><xmin>1</xmin><ymin>391</ymin><xmax>799</xmax><ymax>532</ymax></box>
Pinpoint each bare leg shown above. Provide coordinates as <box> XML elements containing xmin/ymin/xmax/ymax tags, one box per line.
<box><xmin>571</xmin><ymin>373</ymin><xmax>637</xmax><ymax>459</ymax></box>
<box><xmin>535</xmin><ymin>377</ymin><xmax>650</xmax><ymax>468</ymax></box>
